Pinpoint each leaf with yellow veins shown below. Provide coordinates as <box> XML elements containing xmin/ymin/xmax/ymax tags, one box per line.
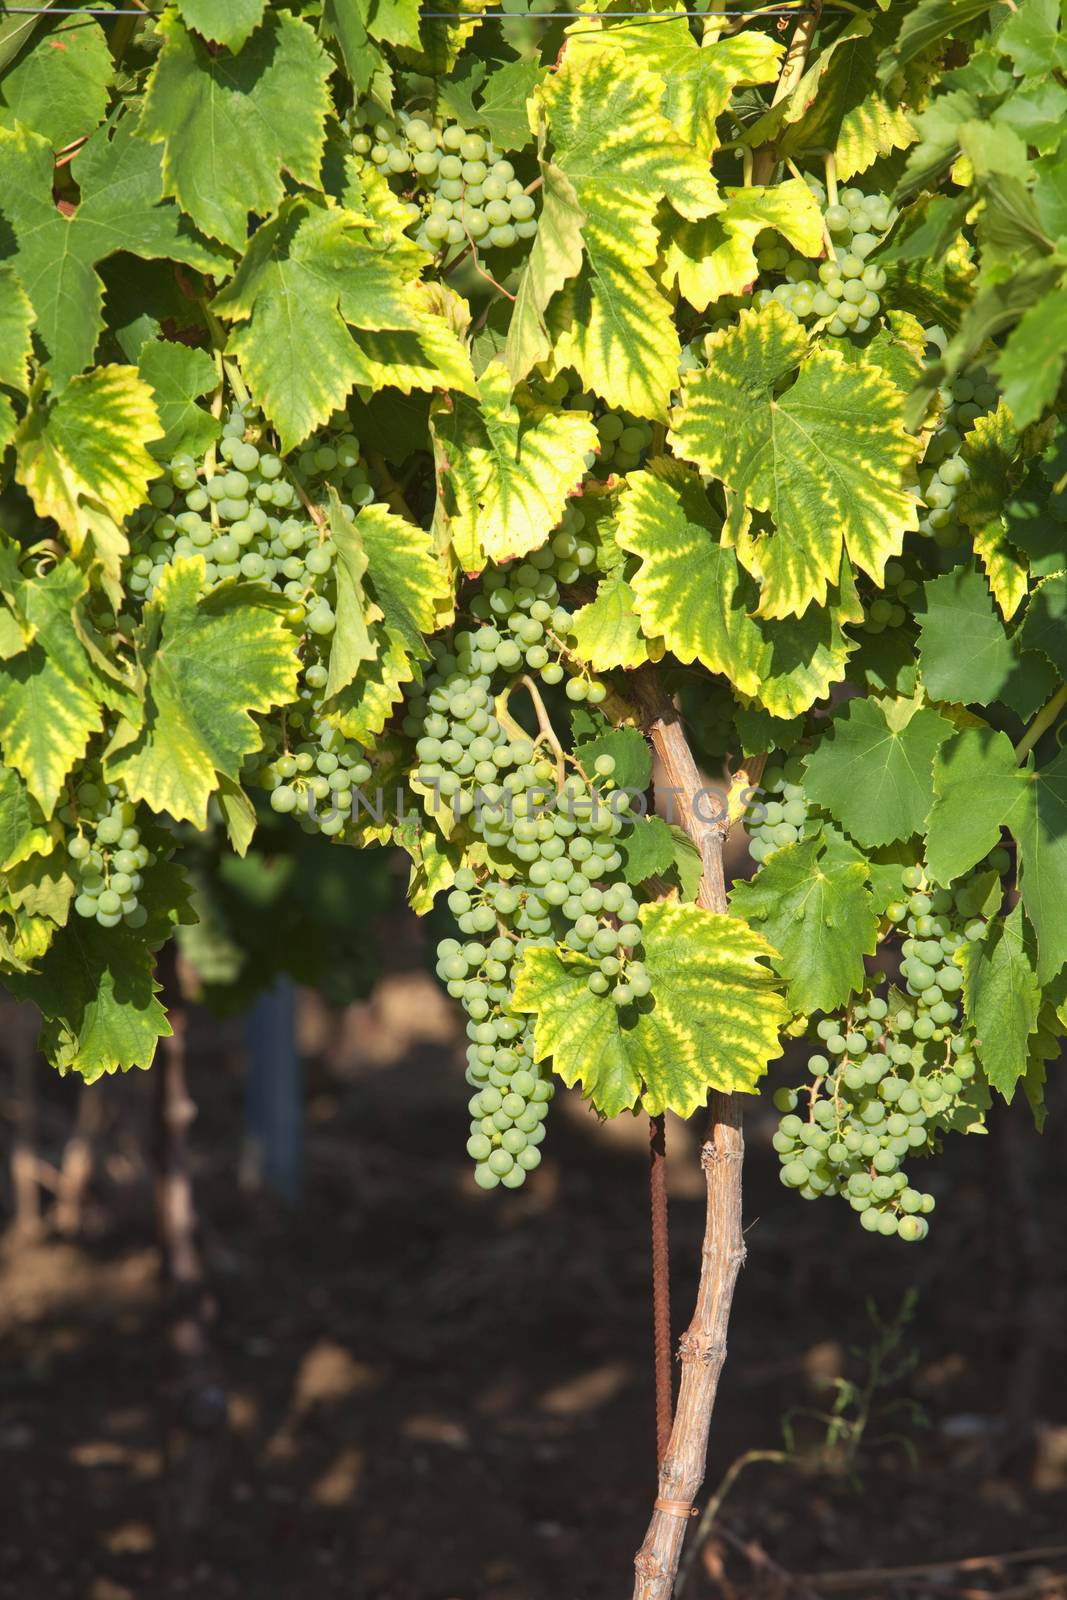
<box><xmin>512</xmin><ymin>900</ymin><xmax>787</xmax><ymax>1118</ymax></box>
<box><xmin>958</xmin><ymin>405</ymin><xmax>1029</xmax><ymax>619</ymax></box>
<box><xmin>669</xmin><ymin>305</ymin><xmax>921</xmax><ymax>619</ymax></box>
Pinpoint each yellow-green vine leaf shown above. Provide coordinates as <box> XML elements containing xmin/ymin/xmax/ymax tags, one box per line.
<box><xmin>141</xmin><ymin>8</ymin><xmax>332</xmax><ymax>253</ymax></box>
<box><xmin>174</xmin><ymin>0</ymin><xmax>266</xmax><ymax>52</ymax></box>
<box><xmin>669</xmin><ymin>305</ymin><xmax>920</xmax><ymax>619</ymax></box>
<box><xmin>960</xmin><ymin>901</ymin><xmax>1041</xmax><ymax>1098</ymax></box>
<box><xmin>0</xmin><ymin>262</ymin><xmax>32</xmax><ymax>450</ymax></box>
<box><xmin>661</xmin><ymin>180</ymin><xmax>825</xmax><ymax>314</ymax></box>
<box><xmin>614</xmin><ymin>463</ymin><xmax>856</xmax><ymax>717</ymax></box>
<box><xmin>430</xmin><ymin>361</ymin><xmax>597</xmax><ymax>572</ymax></box>
<box><xmin>324</xmin><ymin>503</ymin><xmax>453</xmax><ymax>742</ymax></box>
<box><xmin>505</xmin><ymin>160</ymin><xmax>586</xmax><ymax>384</ymax></box>
<box><xmin>214</xmin><ymin>197</ymin><xmax>474</xmax><ymax>451</ymax></box>
<box><xmin>15</xmin><ymin>365</ymin><xmax>162</xmax><ymax>590</ymax></box>
<box><xmin>512</xmin><ymin>900</ymin><xmax>787</xmax><ymax>1118</ymax></box>
<box><xmin>324</xmin><ymin>489</ymin><xmax>380</xmax><ymax>702</ymax></box>
<box><xmin>0</xmin><ymin>766</ymin><xmax>55</xmax><ymax>871</ymax></box>
<box><xmin>0</xmin><ymin>562</ymin><xmax>108</xmax><ymax>819</ymax></box>
<box><xmin>745</xmin><ymin>11</ymin><xmax>932</xmax><ymax>182</ymax></box>
<box><xmin>569</xmin><ymin>572</ymin><xmax>658</xmax><ymax>671</ymax></box>
<box><xmin>103</xmin><ymin>557</ymin><xmax>299</xmax><ymax>827</ymax></box>
<box><xmin>537</xmin><ymin>47</ymin><xmax>717</xmax><ymax>418</ymax></box>
<box><xmin>574</xmin><ymin>19</ymin><xmax>782</xmax><ymax>160</ymax></box>
<box><xmin>958</xmin><ymin>404</ymin><xmax>1029</xmax><ymax>619</ymax></box>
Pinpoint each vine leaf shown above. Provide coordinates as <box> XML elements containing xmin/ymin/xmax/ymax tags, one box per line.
<box><xmin>324</xmin><ymin>503</ymin><xmax>452</xmax><ymax>742</ymax></box>
<box><xmin>103</xmin><ymin>557</ymin><xmax>300</xmax><ymax>827</ymax></box>
<box><xmin>0</xmin><ymin>10</ymin><xmax>112</xmax><ymax>151</ymax></box>
<box><xmin>141</xmin><ymin>8</ymin><xmax>332</xmax><ymax>252</ymax></box>
<box><xmin>669</xmin><ymin>305</ymin><xmax>920</xmax><ymax>618</ymax></box>
<box><xmin>0</xmin><ymin>118</ymin><xmax>224</xmax><ymax>386</ymax></box>
<box><xmin>802</xmin><ymin>696</ymin><xmax>952</xmax><ymax>848</ymax></box>
<box><xmin>535</xmin><ymin>47</ymin><xmax>718</xmax><ymax>418</ymax></box>
<box><xmin>576</xmin><ymin>18</ymin><xmax>782</xmax><ymax>159</ymax></box>
<box><xmin>512</xmin><ymin>901</ymin><xmax>787</xmax><ymax>1117</ymax></box>
<box><xmin>614</xmin><ymin>464</ymin><xmax>857</xmax><ymax>718</ymax></box>
<box><xmin>661</xmin><ymin>180</ymin><xmax>824</xmax><ymax>313</ymax></box>
<box><xmin>960</xmin><ymin>901</ymin><xmax>1041</xmax><ymax>1097</ymax></box>
<box><xmin>730</xmin><ymin>831</ymin><xmax>879</xmax><ymax>1016</ymax></box>
<box><xmin>137</xmin><ymin>340</ymin><xmax>220</xmax><ymax>461</ymax></box>
<box><xmin>925</xmin><ymin>727</ymin><xmax>1027</xmax><ymax>885</ymax></box>
<box><xmin>569</xmin><ymin>572</ymin><xmax>658</xmax><ymax>671</ymax></box>
<box><xmin>0</xmin><ymin>263</ymin><xmax>33</xmax><ymax>450</ymax></box>
<box><xmin>478</xmin><ymin>58</ymin><xmax>543</xmax><ymax>151</ymax></box>
<box><xmin>958</xmin><ymin>406</ymin><xmax>1029</xmax><ymax>619</ymax></box>
<box><xmin>5</xmin><ymin>861</ymin><xmax>194</xmax><ymax>1081</ymax></box>
<box><xmin>15</xmin><ymin>365</ymin><xmax>162</xmax><ymax>596</ymax></box>
<box><xmin>0</xmin><ymin>562</ymin><xmax>105</xmax><ymax>820</ymax></box>
<box><xmin>0</xmin><ymin>767</ymin><xmax>53</xmax><ymax>872</ymax></box>
<box><xmin>430</xmin><ymin>362</ymin><xmax>596</xmax><ymax>571</ymax></box>
<box><xmin>1020</xmin><ymin>571</ymin><xmax>1067</xmax><ymax>677</ymax></box>
<box><xmin>505</xmin><ymin>161</ymin><xmax>585</xmax><ymax>384</ymax></box>
<box><xmin>174</xmin><ymin>0</ymin><xmax>267</xmax><ymax>51</ymax></box>
<box><xmin>927</xmin><ymin>731</ymin><xmax>1067</xmax><ymax>982</ymax></box>
<box><xmin>213</xmin><ymin>196</ymin><xmax>474</xmax><ymax>450</ymax></box>
<box><xmin>917</xmin><ymin>564</ymin><xmax>1028</xmax><ymax>707</ymax></box>
<box><xmin>617</xmin><ymin>815</ymin><xmax>677</xmax><ymax>888</ymax></box>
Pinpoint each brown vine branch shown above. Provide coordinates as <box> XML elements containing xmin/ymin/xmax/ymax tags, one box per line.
<box><xmin>649</xmin><ymin>1112</ymin><xmax>672</xmax><ymax>1463</ymax></box>
<box><xmin>630</xmin><ymin>670</ymin><xmax>746</xmax><ymax>1600</ymax></box>
<box><xmin>751</xmin><ymin>1</ymin><xmax>823</xmax><ymax>184</ymax></box>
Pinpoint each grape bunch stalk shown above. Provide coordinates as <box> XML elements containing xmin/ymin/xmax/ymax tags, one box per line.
<box><xmin>771</xmin><ymin>856</ymin><xmax>1002</xmax><ymax>1237</ymax></box>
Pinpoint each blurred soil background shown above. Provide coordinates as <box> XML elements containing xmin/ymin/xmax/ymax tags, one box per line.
<box><xmin>1</xmin><ymin>884</ymin><xmax>1065</xmax><ymax>1600</ymax></box>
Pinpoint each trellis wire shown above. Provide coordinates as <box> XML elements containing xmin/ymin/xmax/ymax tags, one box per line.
<box><xmin>0</xmin><ymin>4</ymin><xmax>859</xmax><ymax>15</ymax></box>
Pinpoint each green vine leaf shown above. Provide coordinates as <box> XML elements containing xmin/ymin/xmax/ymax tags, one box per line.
<box><xmin>142</xmin><ymin>8</ymin><xmax>332</xmax><ymax>252</ymax></box>
<box><xmin>137</xmin><ymin>340</ymin><xmax>220</xmax><ymax>461</ymax></box>
<box><xmin>0</xmin><ymin>766</ymin><xmax>53</xmax><ymax>872</ymax></box>
<box><xmin>103</xmin><ymin>557</ymin><xmax>300</xmax><ymax>827</ymax></box>
<box><xmin>917</xmin><ymin>564</ymin><xmax>1028</xmax><ymax>707</ymax></box>
<box><xmin>669</xmin><ymin>305</ymin><xmax>920</xmax><ymax>619</ymax></box>
<box><xmin>802</xmin><ymin>696</ymin><xmax>952</xmax><ymax>848</ymax></box>
<box><xmin>569</xmin><ymin>572</ymin><xmax>658</xmax><ymax>671</ymax></box>
<box><xmin>925</xmin><ymin>727</ymin><xmax>1027</xmax><ymax>884</ymax></box>
<box><xmin>730</xmin><ymin>831</ymin><xmax>879</xmax><ymax>1015</ymax></box>
<box><xmin>0</xmin><ymin>10</ymin><xmax>112</xmax><ymax>150</ymax></box>
<box><xmin>0</xmin><ymin>262</ymin><xmax>32</xmax><ymax>449</ymax></box>
<box><xmin>960</xmin><ymin>901</ymin><xmax>1041</xmax><ymax>1097</ymax></box>
<box><xmin>214</xmin><ymin>196</ymin><xmax>474</xmax><ymax>450</ymax></box>
<box><xmin>0</xmin><ymin>118</ymin><xmax>224</xmax><ymax>386</ymax></box>
<box><xmin>512</xmin><ymin>901</ymin><xmax>787</xmax><ymax>1117</ymax></box>
<box><xmin>174</xmin><ymin>0</ymin><xmax>267</xmax><ymax>51</ymax></box>
<box><xmin>505</xmin><ymin>160</ymin><xmax>586</xmax><ymax>384</ymax></box>
<box><xmin>430</xmin><ymin>362</ymin><xmax>597</xmax><ymax>571</ymax></box>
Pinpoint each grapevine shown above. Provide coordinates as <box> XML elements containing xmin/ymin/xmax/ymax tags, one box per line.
<box><xmin>0</xmin><ymin>2</ymin><xmax>1064</xmax><ymax>1595</ymax></box>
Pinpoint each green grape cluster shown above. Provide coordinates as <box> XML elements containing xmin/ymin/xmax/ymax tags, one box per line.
<box><xmin>745</xmin><ymin>756</ymin><xmax>814</xmax><ymax>864</ymax></box>
<box><xmin>61</xmin><ymin>781</ymin><xmax>153</xmax><ymax>930</ymax></box>
<box><xmin>753</xmin><ymin>182</ymin><xmax>895</xmax><ymax>338</ymax></box>
<box><xmin>539</xmin><ymin>371</ymin><xmax>654</xmax><ymax>476</ymax></box>
<box><xmin>349</xmin><ymin>105</ymin><xmax>538</xmax><ymax>253</ymax></box>
<box><xmin>408</xmin><ymin>556</ymin><xmax>654</xmax><ymax>1186</ymax></box>
<box><xmin>859</xmin><ymin>558</ymin><xmax>920</xmax><ymax>635</ymax></box>
<box><xmin>126</xmin><ymin>408</ymin><xmax>373</xmax><ymax>630</ymax></box>
<box><xmin>772</xmin><ymin>855</ymin><xmax>1004</xmax><ymax>1238</ymax></box>
<box><xmin>260</xmin><ymin>726</ymin><xmax>373</xmax><ymax>838</ymax></box>
<box><xmin>918</xmin><ymin>333</ymin><xmax>1000</xmax><ymax>547</ymax></box>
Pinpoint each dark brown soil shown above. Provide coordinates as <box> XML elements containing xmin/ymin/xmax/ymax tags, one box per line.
<box><xmin>1</xmin><ymin>965</ymin><xmax>1065</xmax><ymax>1600</ymax></box>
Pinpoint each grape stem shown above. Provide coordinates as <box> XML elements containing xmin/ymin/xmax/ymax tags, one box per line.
<box><xmin>1014</xmin><ymin>683</ymin><xmax>1067</xmax><ymax>763</ymax></box>
<box><xmin>517</xmin><ymin>674</ymin><xmax>566</xmax><ymax>787</ymax></box>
